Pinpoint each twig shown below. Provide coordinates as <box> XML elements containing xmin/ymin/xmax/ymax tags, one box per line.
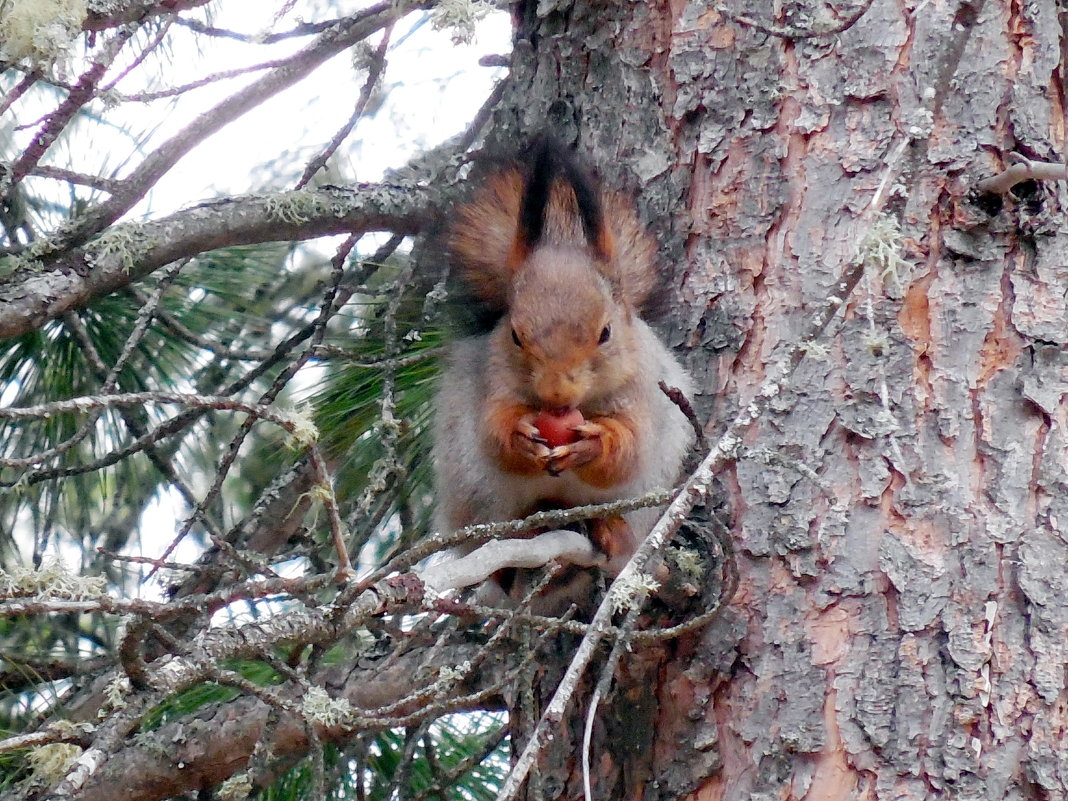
<box><xmin>659</xmin><ymin>381</ymin><xmax>708</xmax><ymax>452</ymax></box>
<box><xmin>418</xmin><ymin>530</ymin><xmax>605</xmax><ymax>592</ymax></box>
<box><xmin>150</xmin><ymin>234</ymin><xmax>359</xmax><ymax>574</ymax></box>
<box><xmin>363</xmin><ymin>489</ymin><xmax>676</xmax><ymax>587</ymax></box>
<box><xmin>582</xmin><ymin>604</ymin><xmax>640</xmax><ymax>801</ymax></box>
<box><xmin>96</xmin><ymin>548</ymin><xmax>205</xmax><ymax>572</ymax></box>
<box><xmin>296</xmin><ymin>25</ymin><xmax>393</xmax><ymax>189</ymax></box>
<box><xmin>114</xmin><ymin>57</ymin><xmax>295</xmax><ymax>102</ymax></box>
<box><xmin>314</xmin><ymin>345</ymin><xmax>441</xmax><ymax>368</ymax></box>
<box><xmin>390</xmin><ymin>720</ymin><xmax>434</xmax><ymax>801</ymax></box>
<box><xmin>21</xmin><ymin>259</ymin><xmax>185</xmax><ymax>471</ymax></box>
<box><xmin>99</xmin><ymin>13</ymin><xmax>176</xmax><ymax>95</ymax></box>
<box><xmin>173</xmin><ymin>15</ymin><xmax>345</xmax><ymax>43</ymax></box>
<box><xmin>345</xmin><ymin>251</ymin><xmax>418</xmax><ymax>552</ymax></box>
<box><xmin>28</xmin><ymin>165</ymin><xmax>124</xmax><ymax>194</ymax></box>
<box><xmin>0</xmin><ymin>392</ymin><xmax>303</xmax><ymax>432</ymax></box>
<box><xmin>0</xmin><ymin>70</ymin><xmax>39</xmax><ymax>119</ymax></box>
<box><xmin>0</xmin><ymin>723</ymin><xmax>92</xmax><ymax>756</ymax></box>
<box><xmin>714</xmin><ymin>0</ymin><xmax>875</xmax><ymax>40</ymax></box>
<box><xmin>975</xmin><ymin>154</ymin><xmax>1068</xmax><ymax>194</ymax></box>
<box><xmin>455</xmin><ymin>78</ymin><xmax>508</xmax><ymax>152</ymax></box>
<box><xmin>3</xmin><ymin>27</ymin><xmax>135</xmax><ymax>193</ymax></box>
<box><xmin>410</xmin><ymin>725</ymin><xmax>509</xmax><ymax>801</ymax></box>
<box><xmin>309</xmin><ymin>447</ymin><xmax>354</xmax><ymax>576</ymax></box>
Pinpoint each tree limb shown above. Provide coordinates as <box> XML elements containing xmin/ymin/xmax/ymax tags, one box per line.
<box><xmin>65</xmin><ymin>636</ymin><xmax>496</xmax><ymax>801</ymax></box>
<box><xmin>0</xmin><ymin>182</ymin><xmax>435</xmax><ymax>340</ymax></box>
<box><xmin>975</xmin><ymin>156</ymin><xmax>1068</xmax><ymax>194</ymax></box>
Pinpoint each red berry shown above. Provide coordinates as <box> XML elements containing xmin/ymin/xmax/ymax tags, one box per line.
<box><xmin>533</xmin><ymin>408</ymin><xmax>584</xmax><ymax>448</ymax></box>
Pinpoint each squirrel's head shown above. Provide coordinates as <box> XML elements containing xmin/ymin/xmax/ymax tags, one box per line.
<box><xmin>504</xmin><ymin>244</ymin><xmax>638</xmax><ymax>410</ymax></box>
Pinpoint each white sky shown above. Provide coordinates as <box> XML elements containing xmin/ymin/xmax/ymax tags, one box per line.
<box><xmin>9</xmin><ymin>2</ymin><xmax>512</xmax><ymax>220</ymax></box>
<box><xmin>124</xmin><ymin>3</ymin><xmax>513</xmax><ymax>214</ymax></box>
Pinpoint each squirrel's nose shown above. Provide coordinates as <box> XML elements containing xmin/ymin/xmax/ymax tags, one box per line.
<box><xmin>535</xmin><ymin>372</ymin><xmax>581</xmax><ymax>409</ymax></box>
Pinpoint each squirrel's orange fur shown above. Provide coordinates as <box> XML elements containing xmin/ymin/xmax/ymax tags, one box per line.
<box><xmin>432</xmin><ymin>140</ymin><xmax>694</xmax><ymax>600</ymax></box>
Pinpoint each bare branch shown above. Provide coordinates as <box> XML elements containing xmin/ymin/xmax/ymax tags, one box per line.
<box><xmin>0</xmin><ymin>391</ymin><xmax>305</xmax><ymax>436</ymax></box>
<box><xmin>84</xmin><ymin>0</ymin><xmax>214</xmax><ymax>32</ymax></box>
<box><xmin>4</xmin><ymin>28</ymin><xmax>135</xmax><ymax>191</ymax></box>
<box><xmin>297</xmin><ymin>26</ymin><xmax>393</xmax><ymax>189</ymax></box>
<box><xmin>975</xmin><ymin>155</ymin><xmax>1068</xmax><ymax>194</ymax></box>
<box><xmin>417</xmin><ymin>530</ymin><xmax>606</xmax><ymax>592</ymax></box>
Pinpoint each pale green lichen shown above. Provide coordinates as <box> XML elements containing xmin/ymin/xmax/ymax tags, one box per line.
<box><xmin>0</xmin><ymin>254</ymin><xmax>21</xmax><ymax>279</ymax></box>
<box><xmin>668</xmin><ymin>546</ymin><xmax>704</xmax><ymax>581</ymax></box>
<box><xmin>217</xmin><ymin>774</ymin><xmax>253</xmax><ymax>801</ymax></box>
<box><xmin>49</xmin><ymin>720</ymin><xmax>94</xmax><ymax>738</ymax></box>
<box><xmin>0</xmin><ymin>0</ymin><xmax>86</xmax><ymax>66</ymax></box>
<box><xmin>800</xmin><ymin>341</ymin><xmax>830</xmax><ymax>361</ymax></box>
<box><xmin>437</xmin><ymin>660</ymin><xmax>471</xmax><ymax>683</ymax></box>
<box><xmin>308</xmin><ymin>483</ymin><xmax>334</xmax><ymax>505</ymax></box>
<box><xmin>95</xmin><ymin>87</ymin><xmax>121</xmax><ymax>110</ymax></box>
<box><xmin>430</xmin><ymin>0</ymin><xmax>493</xmax><ymax>44</ymax></box>
<box><xmin>351</xmin><ymin>41</ymin><xmax>376</xmax><ymax>72</ymax></box>
<box><xmin>263</xmin><ymin>189</ymin><xmax>352</xmax><ymax>225</ymax></box>
<box><xmin>858</xmin><ymin>213</ymin><xmax>909</xmax><ymax>286</ymax></box>
<box><xmin>0</xmin><ymin>557</ymin><xmax>106</xmax><ymax>600</ymax></box>
<box><xmin>279</xmin><ymin>406</ymin><xmax>319</xmax><ymax>449</ymax></box>
<box><xmin>356</xmin><ymin>455</ymin><xmax>406</xmax><ymax>513</ymax></box>
<box><xmin>28</xmin><ymin>743</ymin><xmax>81</xmax><ymax>781</ymax></box>
<box><xmin>264</xmin><ymin>193</ymin><xmax>313</xmax><ymax>225</ymax></box>
<box><xmin>609</xmin><ymin>572</ymin><xmax>661</xmax><ymax>614</ymax></box>
<box><xmin>86</xmin><ymin>225</ymin><xmax>151</xmax><ymax>274</ymax></box>
<box><xmin>301</xmin><ymin>686</ymin><xmax>353</xmax><ymax>728</ymax></box>
<box><xmin>102</xmin><ymin>676</ymin><xmax>131</xmax><ymax>712</ymax></box>
<box><xmin>374</xmin><ymin>416</ymin><xmax>403</xmax><ymax>438</ymax></box>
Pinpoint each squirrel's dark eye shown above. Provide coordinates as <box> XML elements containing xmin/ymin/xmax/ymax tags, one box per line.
<box><xmin>598</xmin><ymin>324</ymin><xmax>611</xmax><ymax>345</ymax></box>
<box><xmin>511</xmin><ymin>328</ymin><xmax>522</xmax><ymax>347</ymax></box>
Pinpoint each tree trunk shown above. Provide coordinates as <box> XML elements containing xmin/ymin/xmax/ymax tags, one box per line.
<box><xmin>501</xmin><ymin>1</ymin><xmax>1068</xmax><ymax>799</ymax></box>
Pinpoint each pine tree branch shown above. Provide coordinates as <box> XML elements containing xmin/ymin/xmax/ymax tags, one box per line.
<box><xmin>0</xmin><ymin>182</ymin><xmax>435</xmax><ymax>340</ymax></box>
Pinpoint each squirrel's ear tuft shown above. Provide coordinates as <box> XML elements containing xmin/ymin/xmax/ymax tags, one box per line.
<box><xmin>447</xmin><ymin>166</ymin><xmax>525</xmax><ymax>319</ymax></box>
<box><xmin>514</xmin><ymin>135</ymin><xmax>555</xmax><ymax>255</ymax></box>
<box><xmin>517</xmin><ymin>134</ymin><xmax>614</xmax><ymax>263</ymax></box>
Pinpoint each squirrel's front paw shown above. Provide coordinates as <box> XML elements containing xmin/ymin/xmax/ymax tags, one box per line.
<box><xmin>510</xmin><ymin>415</ymin><xmax>552</xmax><ymax>469</ymax></box>
<box><xmin>546</xmin><ymin>421</ymin><xmax>604</xmax><ymax>475</ymax></box>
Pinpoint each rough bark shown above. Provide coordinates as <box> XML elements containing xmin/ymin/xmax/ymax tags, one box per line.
<box><xmin>495</xmin><ymin>0</ymin><xmax>1068</xmax><ymax>799</ymax></box>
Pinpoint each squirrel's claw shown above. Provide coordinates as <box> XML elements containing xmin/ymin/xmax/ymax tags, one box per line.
<box><xmin>515</xmin><ymin>417</ymin><xmax>546</xmax><ymax>444</ymax></box>
<box><xmin>546</xmin><ymin>436</ymin><xmax>602</xmax><ymax>474</ymax></box>
<box><xmin>511</xmin><ymin>416</ymin><xmax>551</xmax><ymax>468</ymax></box>
<box><xmin>571</xmin><ymin>421</ymin><xmax>606</xmax><ymax>439</ymax></box>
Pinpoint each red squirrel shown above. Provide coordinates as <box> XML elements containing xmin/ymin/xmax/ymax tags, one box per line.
<box><xmin>432</xmin><ymin>137</ymin><xmax>694</xmax><ymax>587</ymax></box>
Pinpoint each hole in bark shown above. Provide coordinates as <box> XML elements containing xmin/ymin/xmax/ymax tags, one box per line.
<box><xmin>972</xmin><ymin>191</ymin><xmax>1003</xmax><ymax>217</ymax></box>
<box><xmin>1010</xmin><ymin>179</ymin><xmax>1043</xmax><ymax>213</ymax></box>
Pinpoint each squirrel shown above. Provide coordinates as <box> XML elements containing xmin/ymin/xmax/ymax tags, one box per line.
<box><xmin>432</xmin><ymin>137</ymin><xmax>695</xmax><ymax>597</ymax></box>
